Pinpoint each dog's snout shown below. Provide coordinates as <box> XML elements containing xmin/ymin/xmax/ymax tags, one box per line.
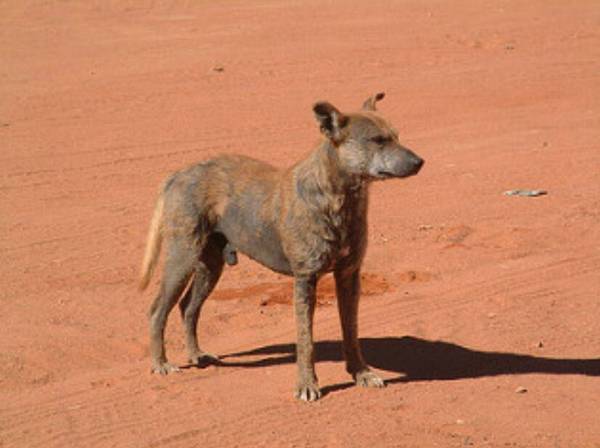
<box><xmin>382</xmin><ymin>149</ymin><xmax>424</xmax><ymax>179</ymax></box>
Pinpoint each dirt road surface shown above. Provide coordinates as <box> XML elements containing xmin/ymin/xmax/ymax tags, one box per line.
<box><xmin>1</xmin><ymin>1</ymin><xmax>599</xmax><ymax>446</ymax></box>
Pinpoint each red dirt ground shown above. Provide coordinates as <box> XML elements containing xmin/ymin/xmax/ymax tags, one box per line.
<box><xmin>1</xmin><ymin>1</ymin><xmax>599</xmax><ymax>446</ymax></box>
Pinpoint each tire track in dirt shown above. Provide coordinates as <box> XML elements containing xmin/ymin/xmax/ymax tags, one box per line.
<box><xmin>1</xmin><ymin>253</ymin><xmax>598</xmax><ymax>447</ymax></box>
<box><xmin>2</xmin><ymin>365</ymin><xmax>294</xmax><ymax>448</ymax></box>
<box><xmin>2</xmin><ymin>371</ymin><xmax>400</xmax><ymax>448</ymax></box>
<box><xmin>350</xmin><ymin>251</ymin><xmax>600</xmax><ymax>355</ymax></box>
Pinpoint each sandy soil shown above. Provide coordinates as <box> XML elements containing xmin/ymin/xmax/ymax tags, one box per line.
<box><xmin>1</xmin><ymin>1</ymin><xmax>599</xmax><ymax>446</ymax></box>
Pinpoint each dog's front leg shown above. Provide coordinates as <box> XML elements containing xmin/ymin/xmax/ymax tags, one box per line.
<box><xmin>334</xmin><ymin>268</ymin><xmax>385</xmax><ymax>388</ymax></box>
<box><xmin>293</xmin><ymin>274</ymin><xmax>321</xmax><ymax>402</ymax></box>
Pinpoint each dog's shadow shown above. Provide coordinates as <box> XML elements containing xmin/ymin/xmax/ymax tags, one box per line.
<box><xmin>208</xmin><ymin>336</ymin><xmax>600</xmax><ymax>396</ymax></box>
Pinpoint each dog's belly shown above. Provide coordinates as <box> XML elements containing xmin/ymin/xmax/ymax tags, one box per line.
<box><xmin>216</xmin><ymin>201</ymin><xmax>293</xmax><ymax>276</ymax></box>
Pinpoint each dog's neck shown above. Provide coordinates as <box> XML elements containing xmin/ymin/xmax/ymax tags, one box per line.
<box><xmin>290</xmin><ymin>141</ymin><xmax>369</xmax><ymax>251</ymax></box>
<box><xmin>294</xmin><ymin>141</ymin><xmax>366</xmax><ymax>213</ymax></box>
<box><xmin>314</xmin><ymin>140</ymin><xmax>365</xmax><ymax>194</ymax></box>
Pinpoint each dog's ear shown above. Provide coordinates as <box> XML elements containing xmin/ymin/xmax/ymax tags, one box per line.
<box><xmin>361</xmin><ymin>92</ymin><xmax>385</xmax><ymax>111</ymax></box>
<box><xmin>313</xmin><ymin>101</ymin><xmax>348</xmax><ymax>144</ymax></box>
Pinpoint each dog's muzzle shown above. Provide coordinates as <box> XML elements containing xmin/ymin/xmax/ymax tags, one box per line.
<box><xmin>377</xmin><ymin>151</ymin><xmax>424</xmax><ymax>179</ymax></box>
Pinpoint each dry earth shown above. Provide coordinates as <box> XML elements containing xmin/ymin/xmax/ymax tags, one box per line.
<box><xmin>1</xmin><ymin>1</ymin><xmax>599</xmax><ymax>447</ymax></box>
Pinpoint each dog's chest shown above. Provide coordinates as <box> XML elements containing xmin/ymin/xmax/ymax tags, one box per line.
<box><xmin>312</xmin><ymin>191</ymin><xmax>367</xmax><ymax>272</ymax></box>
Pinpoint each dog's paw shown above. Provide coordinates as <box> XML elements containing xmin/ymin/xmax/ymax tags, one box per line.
<box><xmin>151</xmin><ymin>362</ymin><xmax>181</xmax><ymax>375</ymax></box>
<box><xmin>354</xmin><ymin>369</ymin><xmax>385</xmax><ymax>388</ymax></box>
<box><xmin>295</xmin><ymin>382</ymin><xmax>322</xmax><ymax>402</ymax></box>
<box><xmin>189</xmin><ymin>351</ymin><xmax>220</xmax><ymax>367</ymax></box>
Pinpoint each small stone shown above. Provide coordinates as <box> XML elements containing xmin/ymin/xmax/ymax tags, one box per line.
<box><xmin>515</xmin><ymin>386</ymin><xmax>528</xmax><ymax>394</ymax></box>
<box><xmin>537</xmin><ymin>341</ymin><xmax>544</xmax><ymax>348</ymax></box>
<box><xmin>456</xmin><ymin>419</ymin><xmax>465</xmax><ymax>425</ymax></box>
<box><xmin>212</xmin><ymin>65</ymin><xmax>225</xmax><ymax>72</ymax></box>
<box><xmin>504</xmin><ymin>189</ymin><xmax>548</xmax><ymax>197</ymax></box>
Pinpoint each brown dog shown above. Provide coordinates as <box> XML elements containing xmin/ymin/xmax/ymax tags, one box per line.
<box><xmin>139</xmin><ymin>93</ymin><xmax>424</xmax><ymax>401</ymax></box>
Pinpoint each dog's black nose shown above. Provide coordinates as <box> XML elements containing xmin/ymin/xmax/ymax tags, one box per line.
<box><xmin>412</xmin><ymin>156</ymin><xmax>424</xmax><ymax>173</ymax></box>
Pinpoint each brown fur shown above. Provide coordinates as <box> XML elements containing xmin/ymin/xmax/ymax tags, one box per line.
<box><xmin>139</xmin><ymin>93</ymin><xmax>424</xmax><ymax>401</ymax></box>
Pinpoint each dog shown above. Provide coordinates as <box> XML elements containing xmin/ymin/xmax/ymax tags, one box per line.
<box><xmin>139</xmin><ymin>93</ymin><xmax>424</xmax><ymax>401</ymax></box>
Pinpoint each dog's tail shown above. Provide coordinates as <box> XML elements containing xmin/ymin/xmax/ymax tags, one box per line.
<box><xmin>139</xmin><ymin>190</ymin><xmax>165</xmax><ymax>291</ymax></box>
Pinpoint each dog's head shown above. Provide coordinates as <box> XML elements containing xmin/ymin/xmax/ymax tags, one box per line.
<box><xmin>313</xmin><ymin>93</ymin><xmax>424</xmax><ymax>180</ymax></box>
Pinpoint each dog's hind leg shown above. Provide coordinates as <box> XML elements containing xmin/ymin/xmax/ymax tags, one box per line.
<box><xmin>179</xmin><ymin>233</ymin><xmax>226</xmax><ymax>366</ymax></box>
<box><xmin>334</xmin><ymin>268</ymin><xmax>385</xmax><ymax>388</ymax></box>
<box><xmin>149</xmin><ymin>236</ymin><xmax>197</xmax><ymax>375</ymax></box>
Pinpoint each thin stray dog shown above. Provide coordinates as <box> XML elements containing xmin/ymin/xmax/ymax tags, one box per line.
<box><xmin>139</xmin><ymin>93</ymin><xmax>424</xmax><ymax>401</ymax></box>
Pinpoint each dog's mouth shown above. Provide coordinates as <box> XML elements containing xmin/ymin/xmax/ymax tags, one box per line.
<box><xmin>375</xmin><ymin>163</ymin><xmax>423</xmax><ymax>179</ymax></box>
<box><xmin>375</xmin><ymin>171</ymin><xmax>397</xmax><ymax>179</ymax></box>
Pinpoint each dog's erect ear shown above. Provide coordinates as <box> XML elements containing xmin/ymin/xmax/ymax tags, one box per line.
<box><xmin>313</xmin><ymin>101</ymin><xmax>348</xmax><ymax>143</ymax></box>
<box><xmin>361</xmin><ymin>92</ymin><xmax>385</xmax><ymax>111</ymax></box>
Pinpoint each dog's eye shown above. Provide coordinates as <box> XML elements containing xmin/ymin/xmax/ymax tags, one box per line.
<box><xmin>371</xmin><ymin>135</ymin><xmax>390</xmax><ymax>146</ymax></box>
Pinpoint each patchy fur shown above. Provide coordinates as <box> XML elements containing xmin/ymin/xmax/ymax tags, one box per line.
<box><xmin>140</xmin><ymin>93</ymin><xmax>424</xmax><ymax>400</ymax></box>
